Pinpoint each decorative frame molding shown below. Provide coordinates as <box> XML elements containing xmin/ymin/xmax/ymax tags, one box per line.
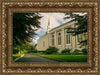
<box><xmin>0</xmin><ymin>0</ymin><xmax>99</xmax><ymax>74</ymax></box>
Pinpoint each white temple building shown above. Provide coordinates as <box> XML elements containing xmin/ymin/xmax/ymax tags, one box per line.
<box><xmin>37</xmin><ymin>18</ymin><xmax>87</xmax><ymax>52</ymax></box>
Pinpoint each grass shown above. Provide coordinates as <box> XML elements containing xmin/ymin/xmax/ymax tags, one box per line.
<box><xmin>34</xmin><ymin>53</ymin><xmax>87</xmax><ymax>62</ymax></box>
<box><xmin>13</xmin><ymin>53</ymin><xmax>24</xmax><ymax>61</ymax></box>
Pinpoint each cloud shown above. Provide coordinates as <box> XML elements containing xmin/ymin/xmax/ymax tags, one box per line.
<box><xmin>33</xmin><ymin>12</ymin><xmax>87</xmax><ymax>43</ymax></box>
<box><xmin>32</xmin><ymin>36</ymin><xmax>39</xmax><ymax>44</ymax></box>
<box><xmin>36</xmin><ymin>29</ymin><xmax>46</xmax><ymax>37</ymax></box>
<box><xmin>35</xmin><ymin>13</ymin><xmax>70</xmax><ymax>37</ymax></box>
<box><xmin>32</xmin><ymin>13</ymin><xmax>70</xmax><ymax>43</ymax></box>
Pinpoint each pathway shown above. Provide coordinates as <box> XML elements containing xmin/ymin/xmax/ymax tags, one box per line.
<box><xmin>15</xmin><ymin>53</ymin><xmax>58</xmax><ymax>62</ymax></box>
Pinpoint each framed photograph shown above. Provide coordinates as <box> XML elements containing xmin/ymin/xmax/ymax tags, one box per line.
<box><xmin>0</xmin><ymin>0</ymin><xmax>100</xmax><ymax>75</ymax></box>
<box><xmin>13</xmin><ymin>12</ymin><xmax>88</xmax><ymax>63</ymax></box>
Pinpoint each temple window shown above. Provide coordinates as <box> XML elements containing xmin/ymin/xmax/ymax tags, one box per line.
<box><xmin>52</xmin><ymin>35</ymin><xmax>55</xmax><ymax>46</ymax></box>
<box><xmin>58</xmin><ymin>32</ymin><xmax>61</xmax><ymax>45</ymax></box>
<box><xmin>66</xmin><ymin>33</ymin><xmax>71</xmax><ymax>44</ymax></box>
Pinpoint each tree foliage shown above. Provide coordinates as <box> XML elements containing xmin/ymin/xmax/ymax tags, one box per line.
<box><xmin>13</xmin><ymin>13</ymin><xmax>41</xmax><ymax>46</ymax></box>
<box><xmin>64</xmin><ymin>13</ymin><xmax>88</xmax><ymax>46</ymax></box>
<box><xmin>13</xmin><ymin>41</ymin><xmax>38</xmax><ymax>54</ymax></box>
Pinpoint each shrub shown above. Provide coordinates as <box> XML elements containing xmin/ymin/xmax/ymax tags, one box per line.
<box><xmin>27</xmin><ymin>50</ymin><xmax>32</xmax><ymax>53</ymax></box>
<box><xmin>73</xmin><ymin>49</ymin><xmax>81</xmax><ymax>54</ymax></box>
<box><xmin>33</xmin><ymin>49</ymin><xmax>38</xmax><ymax>53</ymax></box>
<box><xmin>13</xmin><ymin>49</ymin><xmax>19</xmax><ymax>54</ymax></box>
<box><xmin>38</xmin><ymin>51</ymin><xmax>46</xmax><ymax>54</ymax></box>
<box><xmin>82</xmin><ymin>49</ymin><xmax>87</xmax><ymax>54</ymax></box>
<box><xmin>27</xmin><ymin>49</ymin><xmax>38</xmax><ymax>53</ymax></box>
<box><xmin>61</xmin><ymin>49</ymin><xmax>71</xmax><ymax>54</ymax></box>
<box><xmin>46</xmin><ymin>46</ymin><xmax>59</xmax><ymax>54</ymax></box>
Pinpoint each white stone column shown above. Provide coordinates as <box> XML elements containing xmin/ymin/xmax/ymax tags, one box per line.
<box><xmin>54</xmin><ymin>31</ymin><xmax>57</xmax><ymax>47</ymax></box>
<box><xmin>61</xmin><ymin>28</ymin><xmax>65</xmax><ymax>50</ymax></box>
<box><xmin>48</xmin><ymin>33</ymin><xmax>51</xmax><ymax>47</ymax></box>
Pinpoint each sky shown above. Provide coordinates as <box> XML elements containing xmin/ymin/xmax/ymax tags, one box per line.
<box><xmin>32</xmin><ymin>12</ymin><xmax>71</xmax><ymax>43</ymax></box>
<box><xmin>32</xmin><ymin>12</ymin><xmax>87</xmax><ymax>43</ymax></box>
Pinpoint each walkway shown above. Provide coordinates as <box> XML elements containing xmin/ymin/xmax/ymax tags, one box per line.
<box><xmin>15</xmin><ymin>53</ymin><xmax>58</xmax><ymax>62</ymax></box>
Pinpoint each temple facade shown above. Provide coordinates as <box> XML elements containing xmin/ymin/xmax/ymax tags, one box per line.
<box><xmin>37</xmin><ymin>20</ymin><xmax>87</xmax><ymax>52</ymax></box>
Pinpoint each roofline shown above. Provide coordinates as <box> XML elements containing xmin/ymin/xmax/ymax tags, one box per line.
<box><xmin>49</xmin><ymin>20</ymin><xmax>75</xmax><ymax>31</ymax></box>
<box><xmin>39</xmin><ymin>20</ymin><xmax>75</xmax><ymax>38</ymax></box>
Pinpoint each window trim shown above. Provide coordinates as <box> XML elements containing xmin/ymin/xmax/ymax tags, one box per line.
<box><xmin>51</xmin><ymin>34</ymin><xmax>55</xmax><ymax>46</ymax></box>
<box><xmin>57</xmin><ymin>32</ymin><xmax>61</xmax><ymax>45</ymax></box>
<box><xmin>66</xmin><ymin>33</ymin><xmax>71</xmax><ymax>44</ymax></box>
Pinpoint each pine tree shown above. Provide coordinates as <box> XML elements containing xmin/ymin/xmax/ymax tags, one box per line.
<box><xmin>13</xmin><ymin>13</ymin><xmax>42</xmax><ymax>46</ymax></box>
<box><xmin>64</xmin><ymin>13</ymin><xmax>87</xmax><ymax>47</ymax></box>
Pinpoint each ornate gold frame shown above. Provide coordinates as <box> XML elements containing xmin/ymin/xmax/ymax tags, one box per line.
<box><xmin>0</xmin><ymin>0</ymin><xmax>99</xmax><ymax>74</ymax></box>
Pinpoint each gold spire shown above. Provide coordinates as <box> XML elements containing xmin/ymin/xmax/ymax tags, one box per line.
<box><xmin>47</xmin><ymin>17</ymin><xmax>50</xmax><ymax>33</ymax></box>
<box><xmin>48</xmin><ymin>17</ymin><xmax>50</xmax><ymax>26</ymax></box>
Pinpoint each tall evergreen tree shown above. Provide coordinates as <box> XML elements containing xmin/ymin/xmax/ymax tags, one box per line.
<box><xmin>64</xmin><ymin>13</ymin><xmax>87</xmax><ymax>47</ymax></box>
<box><xmin>13</xmin><ymin>13</ymin><xmax>41</xmax><ymax>46</ymax></box>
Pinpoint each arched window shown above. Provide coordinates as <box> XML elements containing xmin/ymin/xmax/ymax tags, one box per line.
<box><xmin>66</xmin><ymin>33</ymin><xmax>71</xmax><ymax>44</ymax></box>
<box><xmin>58</xmin><ymin>32</ymin><xmax>61</xmax><ymax>45</ymax></box>
<box><xmin>52</xmin><ymin>35</ymin><xmax>54</xmax><ymax>46</ymax></box>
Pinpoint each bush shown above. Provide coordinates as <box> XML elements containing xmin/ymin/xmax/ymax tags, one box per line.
<box><xmin>27</xmin><ymin>49</ymin><xmax>38</xmax><ymax>53</ymax></box>
<box><xmin>61</xmin><ymin>49</ymin><xmax>71</xmax><ymax>54</ymax></box>
<box><xmin>33</xmin><ymin>49</ymin><xmax>38</xmax><ymax>53</ymax></box>
<box><xmin>46</xmin><ymin>46</ymin><xmax>59</xmax><ymax>54</ymax></box>
<box><xmin>13</xmin><ymin>49</ymin><xmax>19</xmax><ymax>54</ymax></box>
<box><xmin>27</xmin><ymin>50</ymin><xmax>32</xmax><ymax>53</ymax></box>
<box><xmin>73</xmin><ymin>49</ymin><xmax>81</xmax><ymax>54</ymax></box>
<box><xmin>82</xmin><ymin>49</ymin><xmax>87</xmax><ymax>54</ymax></box>
<box><xmin>38</xmin><ymin>51</ymin><xmax>46</xmax><ymax>54</ymax></box>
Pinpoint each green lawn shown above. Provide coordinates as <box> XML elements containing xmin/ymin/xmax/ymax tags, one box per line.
<box><xmin>13</xmin><ymin>53</ymin><xmax>24</xmax><ymax>61</ymax></box>
<box><xmin>34</xmin><ymin>53</ymin><xmax>87</xmax><ymax>62</ymax></box>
